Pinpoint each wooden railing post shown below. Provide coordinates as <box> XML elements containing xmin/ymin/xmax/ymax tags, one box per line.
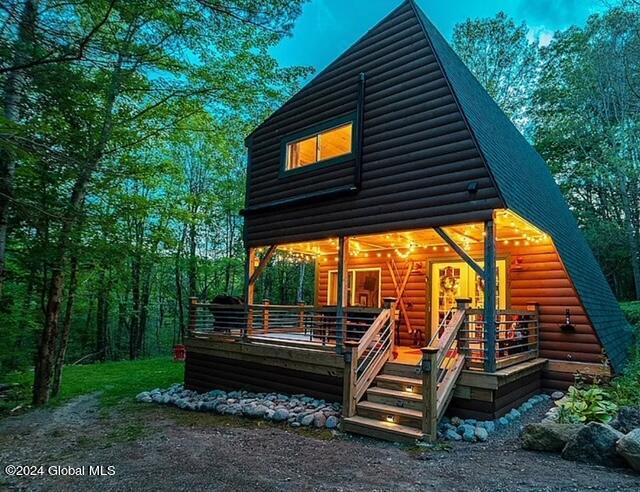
<box><xmin>262</xmin><ymin>299</ymin><xmax>270</xmax><ymax>335</ymax></box>
<box><xmin>421</xmin><ymin>346</ymin><xmax>439</xmax><ymax>441</ymax></box>
<box><xmin>383</xmin><ymin>297</ymin><xmax>397</xmax><ymax>355</ymax></box>
<box><xmin>189</xmin><ymin>297</ymin><xmax>198</xmax><ymax>336</ymax></box>
<box><xmin>342</xmin><ymin>340</ymin><xmax>359</xmax><ymax>417</ymax></box>
<box><xmin>298</xmin><ymin>301</ymin><xmax>305</xmax><ymax>333</ymax></box>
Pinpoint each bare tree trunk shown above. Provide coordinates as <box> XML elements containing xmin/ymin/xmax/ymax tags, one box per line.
<box><xmin>51</xmin><ymin>255</ymin><xmax>78</xmax><ymax>397</ymax></box>
<box><xmin>96</xmin><ymin>270</ymin><xmax>109</xmax><ymax>362</ymax></box>
<box><xmin>175</xmin><ymin>228</ymin><xmax>186</xmax><ymax>342</ymax></box>
<box><xmin>188</xmin><ymin>220</ymin><xmax>197</xmax><ymax>298</ymax></box>
<box><xmin>0</xmin><ymin>0</ymin><xmax>37</xmax><ymax>297</ymax></box>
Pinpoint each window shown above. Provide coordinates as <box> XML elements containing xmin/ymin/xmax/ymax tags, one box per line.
<box><xmin>327</xmin><ymin>268</ymin><xmax>381</xmax><ymax>308</ymax></box>
<box><xmin>285</xmin><ymin>121</ymin><xmax>353</xmax><ymax>171</ymax></box>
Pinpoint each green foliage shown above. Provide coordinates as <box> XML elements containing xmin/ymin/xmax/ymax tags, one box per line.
<box><xmin>556</xmin><ymin>385</ymin><xmax>618</xmax><ymax>424</ymax></box>
<box><xmin>620</xmin><ymin>301</ymin><xmax>640</xmax><ymax>328</ymax></box>
<box><xmin>2</xmin><ymin>357</ymin><xmax>183</xmax><ymax>415</ymax></box>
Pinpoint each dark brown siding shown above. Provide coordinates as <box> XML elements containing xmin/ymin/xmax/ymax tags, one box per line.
<box><xmin>244</xmin><ymin>2</ymin><xmax>503</xmax><ymax>246</ymax></box>
<box><xmin>185</xmin><ymin>351</ymin><xmax>343</xmax><ymax>402</ymax></box>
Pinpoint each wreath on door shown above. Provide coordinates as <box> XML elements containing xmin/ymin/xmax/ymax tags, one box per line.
<box><xmin>440</xmin><ymin>266</ymin><xmax>459</xmax><ymax>301</ymax></box>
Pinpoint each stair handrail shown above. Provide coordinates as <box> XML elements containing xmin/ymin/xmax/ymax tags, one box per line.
<box><xmin>342</xmin><ymin>297</ymin><xmax>396</xmax><ymax>418</ymax></box>
<box><xmin>420</xmin><ymin>298</ymin><xmax>470</xmax><ymax>440</ymax></box>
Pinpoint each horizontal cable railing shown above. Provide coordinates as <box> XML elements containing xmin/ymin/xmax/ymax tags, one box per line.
<box><xmin>188</xmin><ymin>299</ymin><xmax>382</xmax><ymax>351</ymax></box>
<box><xmin>461</xmin><ymin>308</ymin><xmax>539</xmax><ymax>371</ymax></box>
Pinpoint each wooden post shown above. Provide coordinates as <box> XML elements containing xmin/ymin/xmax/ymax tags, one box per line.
<box><xmin>336</xmin><ymin>236</ymin><xmax>350</xmax><ymax>353</ymax></box>
<box><xmin>383</xmin><ymin>297</ymin><xmax>397</xmax><ymax>356</ymax></box>
<box><xmin>421</xmin><ymin>346</ymin><xmax>439</xmax><ymax>440</ymax></box>
<box><xmin>298</xmin><ymin>301</ymin><xmax>305</xmax><ymax>334</ymax></box>
<box><xmin>189</xmin><ymin>297</ymin><xmax>198</xmax><ymax>335</ymax></box>
<box><xmin>456</xmin><ymin>297</ymin><xmax>471</xmax><ymax>367</ymax></box>
<box><xmin>484</xmin><ymin>217</ymin><xmax>497</xmax><ymax>373</ymax></box>
<box><xmin>262</xmin><ymin>299</ymin><xmax>270</xmax><ymax>335</ymax></box>
<box><xmin>342</xmin><ymin>340</ymin><xmax>359</xmax><ymax>417</ymax></box>
<box><xmin>244</xmin><ymin>247</ymin><xmax>256</xmax><ymax>339</ymax></box>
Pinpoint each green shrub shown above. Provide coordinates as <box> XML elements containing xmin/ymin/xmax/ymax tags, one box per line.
<box><xmin>556</xmin><ymin>386</ymin><xmax>618</xmax><ymax>424</ymax></box>
<box><xmin>620</xmin><ymin>301</ymin><xmax>640</xmax><ymax>329</ymax></box>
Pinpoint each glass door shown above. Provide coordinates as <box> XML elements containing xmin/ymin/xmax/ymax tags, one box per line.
<box><xmin>430</xmin><ymin>260</ymin><xmax>506</xmax><ymax>337</ymax></box>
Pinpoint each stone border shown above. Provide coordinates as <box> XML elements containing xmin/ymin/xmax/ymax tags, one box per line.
<box><xmin>439</xmin><ymin>393</ymin><xmax>552</xmax><ymax>442</ymax></box>
<box><xmin>136</xmin><ymin>384</ymin><xmax>342</xmax><ymax>430</ymax></box>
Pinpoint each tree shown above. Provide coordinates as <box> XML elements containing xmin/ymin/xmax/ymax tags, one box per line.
<box><xmin>452</xmin><ymin>12</ymin><xmax>539</xmax><ymax>135</ymax></box>
<box><xmin>533</xmin><ymin>5</ymin><xmax>640</xmax><ymax>299</ymax></box>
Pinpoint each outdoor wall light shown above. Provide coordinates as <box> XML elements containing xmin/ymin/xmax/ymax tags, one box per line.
<box><xmin>405</xmin><ymin>385</ymin><xmax>414</xmax><ymax>393</ymax></box>
<box><xmin>560</xmin><ymin>308</ymin><xmax>576</xmax><ymax>333</ymax></box>
<box><xmin>386</xmin><ymin>415</ymin><xmax>395</xmax><ymax>423</ymax></box>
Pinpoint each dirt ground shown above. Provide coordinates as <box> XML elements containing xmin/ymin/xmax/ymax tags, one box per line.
<box><xmin>0</xmin><ymin>395</ymin><xmax>638</xmax><ymax>491</ymax></box>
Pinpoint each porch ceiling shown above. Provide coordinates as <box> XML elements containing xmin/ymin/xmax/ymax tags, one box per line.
<box><xmin>257</xmin><ymin>210</ymin><xmax>550</xmax><ymax>261</ymax></box>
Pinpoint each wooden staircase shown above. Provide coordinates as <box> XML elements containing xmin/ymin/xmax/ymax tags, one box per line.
<box><xmin>342</xmin><ymin>359</ymin><xmax>425</xmax><ymax>442</ymax></box>
<box><xmin>342</xmin><ymin>302</ymin><xmax>469</xmax><ymax>443</ymax></box>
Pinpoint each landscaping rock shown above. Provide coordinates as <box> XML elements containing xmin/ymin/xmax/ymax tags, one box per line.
<box><xmin>611</xmin><ymin>406</ymin><xmax>640</xmax><ymax>434</ymax></box>
<box><xmin>462</xmin><ymin>429</ymin><xmax>476</xmax><ymax>442</ymax></box>
<box><xmin>450</xmin><ymin>416</ymin><xmax>463</xmax><ymax>426</ymax></box>
<box><xmin>551</xmin><ymin>391</ymin><xmax>564</xmax><ymax>400</ymax></box>
<box><xmin>562</xmin><ymin>422</ymin><xmax>626</xmax><ymax>468</ymax></box>
<box><xmin>616</xmin><ymin>428</ymin><xmax>640</xmax><ymax>471</ymax></box>
<box><xmin>301</xmin><ymin>414</ymin><xmax>314</xmax><ymax>426</ymax></box>
<box><xmin>313</xmin><ymin>412</ymin><xmax>327</xmax><ymax>428</ymax></box>
<box><xmin>445</xmin><ymin>429</ymin><xmax>462</xmax><ymax>441</ymax></box>
<box><xmin>272</xmin><ymin>408</ymin><xmax>289</xmax><ymax>422</ymax></box>
<box><xmin>326</xmin><ymin>416</ymin><xmax>339</xmax><ymax>429</ymax></box>
<box><xmin>521</xmin><ymin>422</ymin><xmax>583</xmax><ymax>452</ymax></box>
<box><xmin>136</xmin><ymin>391</ymin><xmax>152</xmax><ymax>403</ymax></box>
<box><xmin>497</xmin><ymin>417</ymin><xmax>509</xmax><ymax>427</ymax></box>
<box><xmin>475</xmin><ymin>427</ymin><xmax>489</xmax><ymax>442</ymax></box>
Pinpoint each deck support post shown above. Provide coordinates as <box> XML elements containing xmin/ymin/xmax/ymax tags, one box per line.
<box><xmin>420</xmin><ymin>346</ymin><xmax>439</xmax><ymax>441</ymax></box>
<box><xmin>484</xmin><ymin>217</ymin><xmax>497</xmax><ymax>373</ymax></box>
<box><xmin>456</xmin><ymin>297</ymin><xmax>471</xmax><ymax>367</ymax></box>
<box><xmin>342</xmin><ymin>340</ymin><xmax>359</xmax><ymax>417</ymax></box>
<box><xmin>336</xmin><ymin>236</ymin><xmax>350</xmax><ymax>353</ymax></box>
<box><xmin>244</xmin><ymin>248</ymin><xmax>256</xmax><ymax>339</ymax></box>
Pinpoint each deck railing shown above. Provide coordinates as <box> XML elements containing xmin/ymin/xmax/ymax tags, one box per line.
<box><xmin>342</xmin><ymin>298</ymin><xmax>396</xmax><ymax>417</ymax></box>
<box><xmin>188</xmin><ymin>298</ymin><xmax>381</xmax><ymax>352</ymax></box>
<box><xmin>460</xmin><ymin>307</ymin><xmax>539</xmax><ymax>371</ymax></box>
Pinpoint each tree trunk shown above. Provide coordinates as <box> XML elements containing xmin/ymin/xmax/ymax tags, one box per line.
<box><xmin>32</xmin><ymin>53</ymin><xmax>122</xmax><ymax>406</ymax></box>
<box><xmin>96</xmin><ymin>270</ymin><xmax>109</xmax><ymax>362</ymax></box>
<box><xmin>188</xmin><ymin>221</ymin><xmax>197</xmax><ymax>298</ymax></box>
<box><xmin>0</xmin><ymin>0</ymin><xmax>38</xmax><ymax>297</ymax></box>
<box><xmin>51</xmin><ymin>255</ymin><xmax>78</xmax><ymax>397</ymax></box>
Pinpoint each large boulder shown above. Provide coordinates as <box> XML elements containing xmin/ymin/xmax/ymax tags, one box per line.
<box><xmin>617</xmin><ymin>429</ymin><xmax>640</xmax><ymax>471</ymax></box>
<box><xmin>522</xmin><ymin>422</ymin><xmax>584</xmax><ymax>452</ymax></box>
<box><xmin>561</xmin><ymin>422</ymin><xmax>626</xmax><ymax>468</ymax></box>
<box><xmin>611</xmin><ymin>406</ymin><xmax>640</xmax><ymax>434</ymax></box>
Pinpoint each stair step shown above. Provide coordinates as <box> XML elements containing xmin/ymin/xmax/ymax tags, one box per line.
<box><xmin>367</xmin><ymin>386</ymin><xmax>423</xmax><ymax>410</ymax></box>
<box><xmin>342</xmin><ymin>416</ymin><xmax>424</xmax><ymax>443</ymax></box>
<box><xmin>375</xmin><ymin>374</ymin><xmax>422</xmax><ymax>392</ymax></box>
<box><xmin>383</xmin><ymin>361</ymin><xmax>421</xmax><ymax>378</ymax></box>
<box><xmin>357</xmin><ymin>401</ymin><xmax>423</xmax><ymax>429</ymax></box>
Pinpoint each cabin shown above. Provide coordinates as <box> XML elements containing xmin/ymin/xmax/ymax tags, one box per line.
<box><xmin>184</xmin><ymin>0</ymin><xmax>634</xmax><ymax>442</ymax></box>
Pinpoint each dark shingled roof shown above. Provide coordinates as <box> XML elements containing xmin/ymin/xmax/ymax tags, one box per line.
<box><xmin>408</xmin><ymin>0</ymin><xmax>633</xmax><ymax>371</ymax></box>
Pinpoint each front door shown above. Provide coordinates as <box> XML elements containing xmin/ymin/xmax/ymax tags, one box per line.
<box><xmin>429</xmin><ymin>260</ymin><xmax>507</xmax><ymax>338</ymax></box>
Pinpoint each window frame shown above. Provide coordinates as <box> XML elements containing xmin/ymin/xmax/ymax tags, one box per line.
<box><xmin>279</xmin><ymin>113</ymin><xmax>357</xmax><ymax>176</ymax></box>
<box><xmin>326</xmin><ymin>267</ymin><xmax>382</xmax><ymax>308</ymax></box>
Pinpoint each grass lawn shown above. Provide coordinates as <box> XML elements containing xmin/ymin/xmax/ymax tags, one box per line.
<box><xmin>1</xmin><ymin>357</ymin><xmax>184</xmax><ymax>415</ymax></box>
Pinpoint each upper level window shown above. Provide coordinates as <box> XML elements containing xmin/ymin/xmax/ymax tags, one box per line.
<box><xmin>285</xmin><ymin>122</ymin><xmax>353</xmax><ymax>171</ymax></box>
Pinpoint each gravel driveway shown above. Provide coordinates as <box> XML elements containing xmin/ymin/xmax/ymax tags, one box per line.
<box><xmin>0</xmin><ymin>394</ymin><xmax>638</xmax><ymax>491</ymax></box>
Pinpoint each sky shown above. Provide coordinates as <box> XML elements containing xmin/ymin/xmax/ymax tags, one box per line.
<box><xmin>270</xmin><ymin>0</ymin><xmax>607</xmax><ymax>77</ymax></box>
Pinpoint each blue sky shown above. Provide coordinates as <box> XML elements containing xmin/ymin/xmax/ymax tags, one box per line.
<box><xmin>271</xmin><ymin>0</ymin><xmax>606</xmax><ymax>76</ymax></box>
